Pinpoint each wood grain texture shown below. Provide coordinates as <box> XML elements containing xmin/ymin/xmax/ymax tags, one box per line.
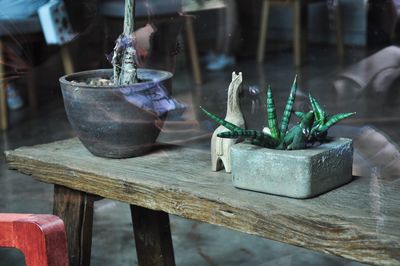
<box><xmin>53</xmin><ymin>185</ymin><xmax>94</xmax><ymax>266</ymax></box>
<box><xmin>131</xmin><ymin>205</ymin><xmax>175</xmax><ymax>266</ymax></box>
<box><xmin>0</xmin><ymin>213</ymin><xmax>69</xmax><ymax>266</ymax></box>
<box><xmin>5</xmin><ymin>138</ymin><xmax>400</xmax><ymax>266</ymax></box>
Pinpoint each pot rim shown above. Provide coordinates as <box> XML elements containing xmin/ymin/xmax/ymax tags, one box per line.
<box><xmin>232</xmin><ymin>137</ymin><xmax>352</xmax><ymax>154</ymax></box>
<box><xmin>59</xmin><ymin>68</ymin><xmax>173</xmax><ymax>90</ymax></box>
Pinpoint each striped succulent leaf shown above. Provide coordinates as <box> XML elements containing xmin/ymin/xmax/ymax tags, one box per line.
<box><xmin>318</xmin><ymin>112</ymin><xmax>356</xmax><ymax>133</ymax></box>
<box><xmin>218</xmin><ymin>130</ymin><xmax>264</xmax><ymax>139</ymax></box>
<box><xmin>279</xmin><ymin>75</ymin><xmax>298</xmax><ymax>140</ymax></box>
<box><xmin>300</xmin><ymin>110</ymin><xmax>315</xmax><ymax>132</ymax></box>
<box><xmin>266</xmin><ymin>85</ymin><xmax>280</xmax><ymax>139</ymax></box>
<box><xmin>294</xmin><ymin>111</ymin><xmax>305</xmax><ymax>119</ymax></box>
<box><xmin>308</xmin><ymin>94</ymin><xmax>325</xmax><ymax>123</ymax></box>
<box><xmin>218</xmin><ymin>130</ymin><xmax>279</xmax><ymax>148</ymax></box>
<box><xmin>200</xmin><ymin>106</ymin><xmax>243</xmax><ymax>132</ymax></box>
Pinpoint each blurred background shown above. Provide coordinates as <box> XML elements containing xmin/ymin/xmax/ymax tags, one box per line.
<box><xmin>1</xmin><ymin>0</ymin><xmax>400</xmax><ymax>265</ymax></box>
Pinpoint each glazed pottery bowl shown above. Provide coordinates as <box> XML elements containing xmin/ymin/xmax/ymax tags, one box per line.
<box><xmin>59</xmin><ymin>68</ymin><xmax>173</xmax><ymax>158</ymax></box>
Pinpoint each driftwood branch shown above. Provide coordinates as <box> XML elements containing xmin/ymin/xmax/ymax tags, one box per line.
<box><xmin>112</xmin><ymin>0</ymin><xmax>138</xmax><ymax>85</ymax></box>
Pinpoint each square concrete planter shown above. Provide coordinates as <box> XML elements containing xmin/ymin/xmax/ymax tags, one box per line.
<box><xmin>231</xmin><ymin>138</ymin><xmax>353</xmax><ymax>199</ymax></box>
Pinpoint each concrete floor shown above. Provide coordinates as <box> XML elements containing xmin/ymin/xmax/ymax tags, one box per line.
<box><xmin>2</xmin><ymin>44</ymin><xmax>399</xmax><ymax>265</ymax></box>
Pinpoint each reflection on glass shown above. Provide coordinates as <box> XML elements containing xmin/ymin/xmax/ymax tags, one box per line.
<box><xmin>2</xmin><ymin>0</ymin><xmax>400</xmax><ymax>265</ymax></box>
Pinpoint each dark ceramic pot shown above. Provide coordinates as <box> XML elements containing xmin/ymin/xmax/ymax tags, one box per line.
<box><xmin>59</xmin><ymin>69</ymin><xmax>173</xmax><ymax>158</ymax></box>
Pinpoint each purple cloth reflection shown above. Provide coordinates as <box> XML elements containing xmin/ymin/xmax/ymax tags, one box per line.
<box><xmin>120</xmin><ymin>82</ymin><xmax>186</xmax><ymax>117</ymax></box>
<box><xmin>116</xmin><ymin>35</ymin><xmax>134</xmax><ymax>49</ymax></box>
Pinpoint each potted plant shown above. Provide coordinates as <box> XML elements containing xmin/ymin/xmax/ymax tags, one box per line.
<box><xmin>201</xmin><ymin>76</ymin><xmax>355</xmax><ymax>198</ymax></box>
<box><xmin>59</xmin><ymin>0</ymin><xmax>177</xmax><ymax>158</ymax></box>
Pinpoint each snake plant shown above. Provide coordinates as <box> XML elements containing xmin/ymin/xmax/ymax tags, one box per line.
<box><xmin>295</xmin><ymin>94</ymin><xmax>355</xmax><ymax>141</ymax></box>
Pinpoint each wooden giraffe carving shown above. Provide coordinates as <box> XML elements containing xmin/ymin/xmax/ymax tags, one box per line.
<box><xmin>211</xmin><ymin>72</ymin><xmax>245</xmax><ymax>172</ymax></box>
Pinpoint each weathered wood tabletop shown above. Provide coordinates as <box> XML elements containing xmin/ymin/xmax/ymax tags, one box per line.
<box><xmin>5</xmin><ymin>138</ymin><xmax>400</xmax><ymax>266</ymax></box>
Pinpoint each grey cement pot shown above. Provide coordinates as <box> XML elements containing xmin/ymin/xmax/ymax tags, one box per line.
<box><xmin>59</xmin><ymin>69</ymin><xmax>173</xmax><ymax>158</ymax></box>
<box><xmin>231</xmin><ymin>138</ymin><xmax>353</xmax><ymax>199</ymax></box>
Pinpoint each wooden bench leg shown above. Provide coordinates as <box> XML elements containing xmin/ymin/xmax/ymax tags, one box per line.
<box><xmin>293</xmin><ymin>0</ymin><xmax>307</xmax><ymax>67</ymax></box>
<box><xmin>185</xmin><ymin>17</ymin><xmax>202</xmax><ymax>85</ymax></box>
<box><xmin>0</xmin><ymin>40</ymin><xmax>8</xmax><ymax>130</ymax></box>
<box><xmin>334</xmin><ymin>2</ymin><xmax>344</xmax><ymax>58</ymax></box>
<box><xmin>130</xmin><ymin>205</ymin><xmax>175</xmax><ymax>266</ymax></box>
<box><xmin>60</xmin><ymin>45</ymin><xmax>75</xmax><ymax>75</ymax></box>
<box><xmin>53</xmin><ymin>185</ymin><xmax>94</xmax><ymax>266</ymax></box>
<box><xmin>27</xmin><ymin>71</ymin><xmax>38</xmax><ymax>111</ymax></box>
<box><xmin>257</xmin><ymin>0</ymin><xmax>270</xmax><ymax>63</ymax></box>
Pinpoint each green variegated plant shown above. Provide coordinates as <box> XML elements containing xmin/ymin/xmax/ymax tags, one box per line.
<box><xmin>201</xmin><ymin>76</ymin><xmax>355</xmax><ymax>150</ymax></box>
<box><xmin>295</xmin><ymin>94</ymin><xmax>355</xmax><ymax>142</ymax></box>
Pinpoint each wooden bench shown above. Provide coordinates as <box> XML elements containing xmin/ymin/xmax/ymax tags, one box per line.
<box><xmin>5</xmin><ymin>138</ymin><xmax>400</xmax><ymax>266</ymax></box>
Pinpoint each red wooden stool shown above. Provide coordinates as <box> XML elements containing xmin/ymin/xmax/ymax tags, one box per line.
<box><xmin>0</xmin><ymin>214</ymin><xmax>69</xmax><ymax>266</ymax></box>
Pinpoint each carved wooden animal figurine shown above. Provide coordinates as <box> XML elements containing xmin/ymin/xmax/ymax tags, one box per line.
<box><xmin>211</xmin><ymin>72</ymin><xmax>245</xmax><ymax>172</ymax></box>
